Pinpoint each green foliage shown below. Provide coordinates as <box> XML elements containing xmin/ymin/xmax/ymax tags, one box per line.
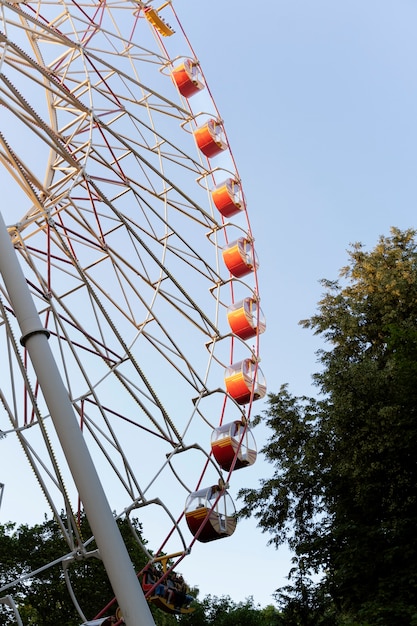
<box><xmin>177</xmin><ymin>595</ymin><xmax>281</xmax><ymax>626</ymax></box>
<box><xmin>0</xmin><ymin>514</ymin><xmax>281</xmax><ymax>626</ymax></box>
<box><xmin>0</xmin><ymin>513</ymin><xmax>149</xmax><ymax>625</ymax></box>
<box><xmin>239</xmin><ymin>228</ymin><xmax>417</xmax><ymax>624</ymax></box>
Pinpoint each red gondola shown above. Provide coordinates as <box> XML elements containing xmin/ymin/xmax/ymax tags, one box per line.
<box><xmin>224</xmin><ymin>359</ymin><xmax>266</xmax><ymax>405</ymax></box>
<box><xmin>222</xmin><ymin>238</ymin><xmax>259</xmax><ymax>278</ymax></box>
<box><xmin>211</xmin><ymin>178</ymin><xmax>243</xmax><ymax>218</ymax></box>
<box><xmin>171</xmin><ymin>59</ymin><xmax>204</xmax><ymax>98</ymax></box>
<box><xmin>193</xmin><ymin>119</ymin><xmax>227</xmax><ymax>158</ymax></box>
<box><xmin>227</xmin><ymin>297</ymin><xmax>266</xmax><ymax>340</ymax></box>
<box><xmin>211</xmin><ymin>420</ymin><xmax>257</xmax><ymax>471</ymax></box>
<box><xmin>185</xmin><ymin>485</ymin><xmax>236</xmax><ymax>542</ymax></box>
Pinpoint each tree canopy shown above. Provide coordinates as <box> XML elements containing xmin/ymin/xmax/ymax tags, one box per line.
<box><xmin>0</xmin><ymin>514</ymin><xmax>150</xmax><ymax>625</ymax></box>
<box><xmin>0</xmin><ymin>514</ymin><xmax>281</xmax><ymax>625</ymax></box>
<box><xmin>177</xmin><ymin>595</ymin><xmax>281</xmax><ymax>626</ymax></box>
<box><xmin>239</xmin><ymin>228</ymin><xmax>417</xmax><ymax>625</ymax></box>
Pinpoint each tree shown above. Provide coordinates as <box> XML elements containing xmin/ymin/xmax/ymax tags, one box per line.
<box><xmin>0</xmin><ymin>515</ymin><xmax>280</xmax><ymax>626</ymax></box>
<box><xmin>239</xmin><ymin>228</ymin><xmax>417</xmax><ymax>624</ymax></box>
<box><xmin>177</xmin><ymin>595</ymin><xmax>281</xmax><ymax>626</ymax></box>
<box><xmin>0</xmin><ymin>513</ymin><xmax>158</xmax><ymax>625</ymax></box>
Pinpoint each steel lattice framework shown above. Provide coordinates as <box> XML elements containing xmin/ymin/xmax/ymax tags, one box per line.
<box><xmin>0</xmin><ymin>0</ymin><xmax>264</xmax><ymax>622</ymax></box>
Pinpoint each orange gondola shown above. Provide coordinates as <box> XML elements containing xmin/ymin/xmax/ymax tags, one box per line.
<box><xmin>211</xmin><ymin>420</ymin><xmax>257</xmax><ymax>471</ymax></box>
<box><xmin>171</xmin><ymin>59</ymin><xmax>204</xmax><ymax>98</ymax></box>
<box><xmin>193</xmin><ymin>119</ymin><xmax>227</xmax><ymax>158</ymax></box>
<box><xmin>185</xmin><ymin>485</ymin><xmax>236</xmax><ymax>542</ymax></box>
<box><xmin>224</xmin><ymin>359</ymin><xmax>266</xmax><ymax>405</ymax></box>
<box><xmin>227</xmin><ymin>297</ymin><xmax>266</xmax><ymax>340</ymax></box>
<box><xmin>222</xmin><ymin>238</ymin><xmax>259</xmax><ymax>278</ymax></box>
<box><xmin>211</xmin><ymin>178</ymin><xmax>243</xmax><ymax>218</ymax></box>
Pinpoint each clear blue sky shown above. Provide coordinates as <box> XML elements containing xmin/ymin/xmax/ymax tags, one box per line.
<box><xmin>1</xmin><ymin>0</ymin><xmax>416</xmax><ymax>614</ymax></box>
<box><xmin>176</xmin><ymin>0</ymin><xmax>417</xmax><ymax>608</ymax></box>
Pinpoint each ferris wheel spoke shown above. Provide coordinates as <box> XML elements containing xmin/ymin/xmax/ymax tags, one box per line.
<box><xmin>0</xmin><ymin>0</ymin><xmax>265</xmax><ymax>620</ymax></box>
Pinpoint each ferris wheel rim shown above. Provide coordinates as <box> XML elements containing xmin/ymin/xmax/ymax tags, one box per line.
<box><xmin>0</xmin><ymin>0</ymin><xmax>264</xmax><ymax>620</ymax></box>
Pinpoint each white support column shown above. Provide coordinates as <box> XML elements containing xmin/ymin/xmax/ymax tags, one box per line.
<box><xmin>0</xmin><ymin>211</ymin><xmax>155</xmax><ymax>626</ymax></box>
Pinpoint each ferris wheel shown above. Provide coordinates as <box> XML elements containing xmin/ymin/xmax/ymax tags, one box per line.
<box><xmin>0</xmin><ymin>0</ymin><xmax>266</xmax><ymax>623</ymax></box>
